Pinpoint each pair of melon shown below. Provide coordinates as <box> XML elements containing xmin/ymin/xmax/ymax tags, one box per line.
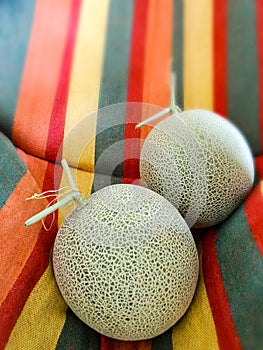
<box><xmin>53</xmin><ymin>109</ymin><xmax>254</xmax><ymax>341</ymax></box>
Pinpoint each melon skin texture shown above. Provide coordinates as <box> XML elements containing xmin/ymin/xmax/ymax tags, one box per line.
<box><xmin>53</xmin><ymin>184</ymin><xmax>199</xmax><ymax>341</ymax></box>
<box><xmin>140</xmin><ymin>109</ymin><xmax>254</xmax><ymax>228</ymax></box>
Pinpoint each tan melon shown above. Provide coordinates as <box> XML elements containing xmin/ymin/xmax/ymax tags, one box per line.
<box><xmin>53</xmin><ymin>184</ymin><xmax>199</xmax><ymax>340</ymax></box>
<box><xmin>140</xmin><ymin>109</ymin><xmax>254</xmax><ymax>228</ymax></box>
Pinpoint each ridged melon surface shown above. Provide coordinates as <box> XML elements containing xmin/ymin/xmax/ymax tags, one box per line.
<box><xmin>140</xmin><ymin>110</ymin><xmax>254</xmax><ymax>228</ymax></box>
<box><xmin>53</xmin><ymin>184</ymin><xmax>199</xmax><ymax>340</ymax></box>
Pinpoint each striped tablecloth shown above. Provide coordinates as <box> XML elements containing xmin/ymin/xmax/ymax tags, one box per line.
<box><xmin>0</xmin><ymin>1</ymin><xmax>262</xmax><ymax>349</ymax></box>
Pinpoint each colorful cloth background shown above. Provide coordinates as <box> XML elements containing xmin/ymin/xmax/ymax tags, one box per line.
<box><xmin>0</xmin><ymin>0</ymin><xmax>263</xmax><ymax>349</ymax></box>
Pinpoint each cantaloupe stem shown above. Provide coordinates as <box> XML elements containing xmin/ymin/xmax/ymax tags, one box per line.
<box><xmin>135</xmin><ymin>72</ymin><xmax>181</xmax><ymax>129</ymax></box>
<box><xmin>135</xmin><ymin>108</ymin><xmax>170</xmax><ymax>129</ymax></box>
<box><xmin>61</xmin><ymin>159</ymin><xmax>79</xmax><ymax>194</ymax></box>
<box><xmin>25</xmin><ymin>195</ymin><xmax>76</xmax><ymax>227</ymax></box>
<box><xmin>25</xmin><ymin>159</ymin><xmax>83</xmax><ymax>227</ymax></box>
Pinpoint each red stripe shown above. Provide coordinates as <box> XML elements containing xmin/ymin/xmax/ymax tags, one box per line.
<box><xmin>256</xmin><ymin>0</ymin><xmax>263</xmax><ymax>153</ymax></box>
<box><xmin>213</xmin><ymin>0</ymin><xmax>227</xmax><ymax>117</ymax></box>
<box><xmin>45</xmin><ymin>0</ymin><xmax>82</xmax><ymax>162</ymax></box>
<box><xmin>244</xmin><ymin>184</ymin><xmax>263</xmax><ymax>255</ymax></box>
<box><xmin>124</xmin><ymin>0</ymin><xmax>150</xmax><ymax>183</ymax></box>
<box><xmin>100</xmin><ymin>335</ymin><xmax>115</xmax><ymax>350</ymax></box>
<box><xmin>202</xmin><ymin>229</ymin><xmax>242</xmax><ymax>350</ymax></box>
<box><xmin>100</xmin><ymin>336</ymin><xmax>141</xmax><ymax>350</ymax></box>
<box><xmin>127</xmin><ymin>0</ymin><xmax>149</xmax><ymax>103</ymax></box>
<box><xmin>0</xmin><ymin>1</ymin><xmax>82</xmax><ymax>345</ymax></box>
<box><xmin>113</xmin><ymin>340</ymin><xmax>140</xmax><ymax>350</ymax></box>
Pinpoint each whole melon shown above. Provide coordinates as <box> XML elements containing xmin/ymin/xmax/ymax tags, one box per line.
<box><xmin>53</xmin><ymin>184</ymin><xmax>199</xmax><ymax>341</ymax></box>
<box><xmin>140</xmin><ymin>109</ymin><xmax>254</xmax><ymax>228</ymax></box>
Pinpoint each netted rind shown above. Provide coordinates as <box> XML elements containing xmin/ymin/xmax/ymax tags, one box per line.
<box><xmin>140</xmin><ymin>109</ymin><xmax>254</xmax><ymax>228</ymax></box>
<box><xmin>53</xmin><ymin>184</ymin><xmax>199</xmax><ymax>340</ymax></box>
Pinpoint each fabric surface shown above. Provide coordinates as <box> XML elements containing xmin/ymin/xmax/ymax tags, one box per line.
<box><xmin>0</xmin><ymin>0</ymin><xmax>262</xmax><ymax>349</ymax></box>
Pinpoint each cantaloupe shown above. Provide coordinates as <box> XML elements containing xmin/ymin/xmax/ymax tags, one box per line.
<box><xmin>53</xmin><ymin>184</ymin><xmax>199</xmax><ymax>340</ymax></box>
<box><xmin>140</xmin><ymin>109</ymin><xmax>254</xmax><ymax>228</ymax></box>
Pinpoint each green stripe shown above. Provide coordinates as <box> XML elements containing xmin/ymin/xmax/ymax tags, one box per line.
<box><xmin>93</xmin><ymin>104</ymin><xmax>127</xmax><ymax>191</ymax></box>
<box><xmin>56</xmin><ymin>308</ymin><xmax>100</xmax><ymax>350</ymax></box>
<box><xmin>94</xmin><ymin>0</ymin><xmax>134</xmax><ymax>186</ymax></box>
<box><xmin>0</xmin><ymin>133</ymin><xmax>27</xmax><ymax>208</ymax></box>
<box><xmin>227</xmin><ymin>0</ymin><xmax>260</xmax><ymax>155</ymax></box>
<box><xmin>172</xmin><ymin>0</ymin><xmax>184</xmax><ymax>109</ymax></box>
<box><xmin>216</xmin><ymin>204</ymin><xmax>263</xmax><ymax>349</ymax></box>
<box><xmin>0</xmin><ymin>0</ymin><xmax>36</xmax><ymax>138</ymax></box>
<box><xmin>98</xmin><ymin>0</ymin><xmax>133</xmax><ymax>107</ymax></box>
<box><xmin>152</xmin><ymin>328</ymin><xmax>173</xmax><ymax>350</ymax></box>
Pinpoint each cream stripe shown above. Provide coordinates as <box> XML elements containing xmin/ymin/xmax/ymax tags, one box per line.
<box><xmin>172</xmin><ymin>246</ymin><xmax>219</xmax><ymax>349</ymax></box>
<box><xmin>183</xmin><ymin>0</ymin><xmax>213</xmax><ymax>110</ymax></box>
<box><xmin>6</xmin><ymin>264</ymin><xmax>67</xmax><ymax>350</ymax></box>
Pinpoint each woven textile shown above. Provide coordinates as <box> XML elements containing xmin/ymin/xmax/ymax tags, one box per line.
<box><xmin>0</xmin><ymin>1</ymin><xmax>262</xmax><ymax>349</ymax></box>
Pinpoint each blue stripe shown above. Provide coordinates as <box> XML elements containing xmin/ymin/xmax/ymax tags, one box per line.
<box><xmin>227</xmin><ymin>0</ymin><xmax>260</xmax><ymax>155</ymax></box>
<box><xmin>0</xmin><ymin>0</ymin><xmax>36</xmax><ymax>138</ymax></box>
<box><xmin>98</xmin><ymin>0</ymin><xmax>133</xmax><ymax>107</ymax></box>
<box><xmin>0</xmin><ymin>133</ymin><xmax>27</xmax><ymax>208</ymax></box>
<box><xmin>152</xmin><ymin>327</ymin><xmax>173</xmax><ymax>350</ymax></box>
<box><xmin>56</xmin><ymin>308</ymin><xmax>100</xmax><ymax>350</ymax></box>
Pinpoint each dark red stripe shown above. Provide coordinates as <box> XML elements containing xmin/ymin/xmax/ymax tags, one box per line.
<box><xmin>100</xmin><ymin>335</ymin><xmax>115</xmax><ymax>350</ymax></box>
<box><xmin>255</xmin><ymin>154</ymin><xmax>263</xmax><ymax>180</ymax></box>
<box><xmin>45</xmin><ymin>0</ymin><xmax>82</xmax><ymax>162</ymax></box>
<box><xmin>202</xmin><ymin>229</ymin><xmax>242</xmax><ymax>350</ymax></box>
<box><xmin>256</xmin><ymin>0</ymin><xmax>263</xmax><ymax>153</ymax></box>
<box><xmin>244</xmin><ymin>184</ymin><xmax>263</xmax><ymax>255</ymax></box>
<box><xmin>213</xmin><ymin>0</ymin><xmax>227</xmax><ymax>117</ymax></box>
<box><xmin>124</xmin><ymin>0</ymin><xmax>150</xmax><ymax>183</ymax></box>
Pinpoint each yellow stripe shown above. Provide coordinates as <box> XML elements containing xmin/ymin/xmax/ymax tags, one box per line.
<box><xmin>58</xmin><ymin>167</ymin><xmax>94</xmax><ymax>227</ymax></box>
<box><xmin>62</xmin><ymin>0</ymin><xmax>109</xmax><ymax>170</ymax></box>
<box><xmin>172</xmin><ymin>243</ymin><xmax>219</xmax><ymax>350</ymax></box>
<box><xmin>6</xmin><ymin>264</ymin><xmax>67</xmax><ymax>350</ymax></box>
<box><xmin>260</xmin><ymin>180</ymin><xmax>263</xmax><ymax>195</ymax></box>
<box><xmin>183</xmin><ymin>0</ymin><xmax>213</xmax><ymax>110</ymax></box>
<box><xmin>59</xmin><ymin>0</ymin><xmax>109</xmax><ymax>225</ymax></box>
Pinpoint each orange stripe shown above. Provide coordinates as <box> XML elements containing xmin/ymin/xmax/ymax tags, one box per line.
<box><xmin>0</xmin><ymin>165</ymin><xmax>48</xmax><ymax>306</ymax></box>
<box><xmin>12</xmin><ymin>0</ymin><xmax>72</xmax><ymax>158</ymax></box>
<box><xmin>141</xmin><ymin>0</ymin><xmax>172</xmax><ymax>142</ymax></box>
<box><xmin>137</xmin><ymin>340</ymin><xmax>152</xmax><ymax>350</ymax></box>
<box><xmin>142</xmin><ymin>0</ymin><xmax>172</xmax><ymax>107</ymax></box>
<box><xmin>16</xmin><ymin>149</ymin><xmax>50</xmax><ymax>189</ymax></box>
